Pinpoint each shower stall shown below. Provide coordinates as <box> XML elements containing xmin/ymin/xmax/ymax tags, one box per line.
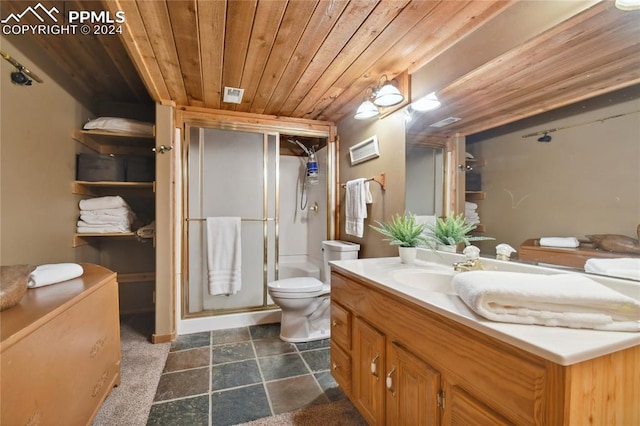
<box><xmin>179</xmin><ymin>124</ymin><xmax>330</xmax><ymax>334</ymax></box>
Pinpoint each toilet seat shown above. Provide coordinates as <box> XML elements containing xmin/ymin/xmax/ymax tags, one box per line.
<box><xmin>268</xmin><ymin>277</ymin><xmax>324</xmax><ymax>293</ymax></box>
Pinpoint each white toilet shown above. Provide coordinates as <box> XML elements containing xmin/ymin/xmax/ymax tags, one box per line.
<box><xmin>268</xmin><ymin>240</ymin><xmax>360</xmax><ymax>342</ymax></box>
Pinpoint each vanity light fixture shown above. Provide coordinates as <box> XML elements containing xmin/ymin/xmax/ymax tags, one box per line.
<box><xmin>411</xmin><ymin>92</ymin><xmax>441</xmax><ymax>112</ymax></box>
<box><xmin>615</xmin><ymin>0</ymin><xmax>640</xmax><ymax>10</ymax></box>
<box><xmin>354</xmin><ymin>75</ymin><xmax>406</xmax><ymax>119</ymax></box>
<box><xmin>373</xmin><ymin>75</ymin><xmax>405</xmax><ymax>107</ymax></box>
<box><xmin>354</xmin><ymin>99</ymin><xmax>380</xmax><ymax>120</ymax></box>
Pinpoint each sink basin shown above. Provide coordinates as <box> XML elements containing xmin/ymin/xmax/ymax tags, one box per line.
<box><xmin>390</xmin><ymin>268</ymin><xmax>456</xmax><ymax>294</ymax></box>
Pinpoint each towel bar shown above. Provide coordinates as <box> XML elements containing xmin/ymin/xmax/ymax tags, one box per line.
<box><xmin>340</xmin><ymin>173</ymin><xmax>386</xmax><ymax>190</ymax></box>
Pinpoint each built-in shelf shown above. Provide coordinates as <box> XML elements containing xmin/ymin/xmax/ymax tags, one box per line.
<box><xmin>465</xmin><ymin>191</ymin><xmax>486</xmax><ymax>201</ymax></box>
<box><xmin>73</xmin><ymin>232</ymin><xmax>138</xmax><ymax>247</ymax></box>
<box><xmin>73</xmin><ymin>180</ymin><xmax>155</xmax><ymax>196</ymax></box>
<box><xmin>72</xmin><ymin>129</ymin><xmax>154</xmax><ymax>156</ymax></box>
<box><xmin>118</xmin><ymin>272</ymin><xmax>156</xmax><ymax>283</ymax></box>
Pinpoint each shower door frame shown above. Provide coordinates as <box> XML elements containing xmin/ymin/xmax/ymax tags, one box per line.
<box><xmin>178</xmin><ymin>113</ymin><xmax>335</xmax><ymax>321</ymax></box>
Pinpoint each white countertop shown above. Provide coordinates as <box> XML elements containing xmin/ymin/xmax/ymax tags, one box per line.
<box><xmin>329</xmin><ymin>251</ymin><xmax>640</xmax><ymax>366</ymax></box>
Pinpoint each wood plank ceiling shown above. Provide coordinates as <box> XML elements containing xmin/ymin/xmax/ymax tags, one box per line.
<box><xmin>2</xmin><ymin>0</ymin><xmax>639</xmax><ymax>138</ymax></box>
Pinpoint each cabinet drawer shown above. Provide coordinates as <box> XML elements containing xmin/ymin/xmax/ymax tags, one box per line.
<box><xmin>331</xmin><ymin>301</ymin><xmax>351</xmax><ymax>350</ymax></box>
<box><xmin>331</xmin><ymin>343</ymin><xmax>352</xmax><ymax>395</ymax></box>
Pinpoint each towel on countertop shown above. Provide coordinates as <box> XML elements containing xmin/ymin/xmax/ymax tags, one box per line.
<box><xmin>345</xmin><ymin>178</ymin><xmax>372</xmax><ymax>238</ymax></box>
<box><xmin>28</xmin><ymin>263</ymin><xmax>84</xmax><ymax>288</ymax></box>
<box><xmin>452</xmin><ymin>270</ymin><xmax>640</xmax><ymax>332</ymax></box>
<box><xmin>79</xmin><ymin>196</ymin><xmax>128</xmax><ymax>211</ymax></box>
<box><xmin>206</xmin><ymin>217</ymin><xmax>242</xmax><ymax>296</ymax></box>
<box><xmin>539</xmin><ymin>237</ymin><xmax>580</xmax><ymax>248</ymax></box>
<box><xmin>585</xmin><ymin>258</ymin><xmax>640</xmax><ymax>281</ymax></box>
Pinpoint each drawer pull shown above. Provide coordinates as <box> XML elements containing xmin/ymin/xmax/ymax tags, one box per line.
<box><xmin>332</xmin><ymin>362</ymin><xmax>339</xmax><ymax>370</ymax></box>
<box><xmin>370</xmin><ymin>354</ymin><xmax>380</xmax><ymax>379</ymax></box>
<box><xmin>386</xmin><ymin>366</ymin><xmax>396</xmax><ymax>396</ymax></box>
<box><xmin>332</xmin><ymin>320</ymin><xmax>340</xmax><ymax>327</ymax></box>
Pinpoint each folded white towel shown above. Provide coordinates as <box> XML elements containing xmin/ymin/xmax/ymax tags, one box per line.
<box><xmin>345</xmin><ymin>178</ymin><xmax>370</xmax><ymax>238</ymax></box>
<box><xmin>206</xmin><ymin>217</ymin><xmax>242</xmax><ymax>296</ymax></box>
<box><xmin>452</xmin><ymin>271</ymin><xmax>640</xmax><ymax>332</ymax></box>
<box><xmin>80</xmin><ymin>207</ymin><xmax>132</xmax><ymax>217</ymax></box>
<box><xmin>539</xmin><ymin>237</ymin><xmax>580</xmax><ymax>248</ymax></box>
<box><xmin>28</xmin><ymin>263</ymin><xmax>84</xmax><ymax>288</ymax></box>
<box><xmin>77</xmin><ymin>225</ymin><xmax>130</xmax><ymax>233</ymax></box>
<box><xmin>585</xmin><ymin>258</ymin><xmax>640</xmax><ymax>281</ymax></box>
<box><xmin>79</xmin><ymin>196</ymin><xmax>128</xmax><ymax>211</ymax></box>
<box><xmin>80</xmin><ymin>214</ymin><xmax>132</xmax><ymax>226</ymax></box>
<box><xmin>465</xmin><ymin>201</ymin><xmax>478</xmax><ymax>210</ymax></box>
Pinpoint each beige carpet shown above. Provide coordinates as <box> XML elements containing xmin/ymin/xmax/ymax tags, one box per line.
<box><xmin>238</xmin><ymin>398</ymin><xmax>368</xmax><ymax>426</ymax></box>
<box><xmin>92</xmin><ymin>313</ymin><xmax>170</xmax><ymax>426</ymax></box>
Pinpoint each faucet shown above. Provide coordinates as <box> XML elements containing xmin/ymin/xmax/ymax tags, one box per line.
<box><xmin>453</xmin><ymin>245</ymin><xmax>484</xmax><ymax>272</ymax></box>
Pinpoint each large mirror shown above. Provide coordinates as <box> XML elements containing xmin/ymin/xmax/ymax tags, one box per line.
<box><xmin>404</xmin><ymin>85</ymin><xmax>640</xmax><ymax>282</ymax></box>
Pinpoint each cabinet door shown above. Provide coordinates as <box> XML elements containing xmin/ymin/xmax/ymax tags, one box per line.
<box><xmin>444</xmin><ymin>383</ymin><xmax>512</xmax><ymax>426</ymax></box>
<box><xmin>386</xmin><ymin>342</ymin><xmax>441</xmax><ymax>425</ymax></box>
<box><xmin>353</xmin><ymin>317</ymin><xmax>386</xmax><ymax>425</ymax></box>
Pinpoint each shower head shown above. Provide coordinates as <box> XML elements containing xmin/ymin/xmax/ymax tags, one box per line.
<box><xmin>288</xmin><ymin>139</ymin><xmax>313</xmax><ymax>156</ymax></box>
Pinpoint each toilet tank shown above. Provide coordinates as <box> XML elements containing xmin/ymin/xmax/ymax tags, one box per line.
<box><xmin>322</xmin><ymin>240</ymin><xmax>360</xmax><ymax>283</ymax></box>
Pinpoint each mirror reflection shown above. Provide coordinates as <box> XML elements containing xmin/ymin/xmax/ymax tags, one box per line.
<box><xmin>405</xmin><ymin>85</ymin><xmax>640</xmax><ymax>281</ymax></box>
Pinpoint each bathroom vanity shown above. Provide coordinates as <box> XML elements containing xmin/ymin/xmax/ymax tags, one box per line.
<box><xmin>329</xmin><ymin>254</ymin><xmax>639</xmax><ymax>425</ymax></box>
<box><xmin>0</xmin><ymin>264</ymin><xmax>121</xmax><ymax>426</ymax></box>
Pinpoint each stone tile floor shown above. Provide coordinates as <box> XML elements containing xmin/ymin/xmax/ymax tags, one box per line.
<box><xmin>146</xmin><ymin>323</ymin><xmax>350</xmax><ymax>425</ymax></box>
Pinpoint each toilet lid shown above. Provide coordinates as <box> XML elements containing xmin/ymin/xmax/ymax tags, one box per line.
<box><xmin>267</xmin><ymin>277</ymin><xmax>323</xmax><ymax>293</ymax></box>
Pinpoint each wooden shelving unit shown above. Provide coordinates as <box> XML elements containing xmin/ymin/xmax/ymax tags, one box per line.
<box><xmin>72</xmin><ymin>127</ymin><xmax>156</xmax><ymax>314</ymax></box>
<box><xmin>465</xmin><ymin>157</ymin><xmax>486</xmax><ymax>232</ymax></box>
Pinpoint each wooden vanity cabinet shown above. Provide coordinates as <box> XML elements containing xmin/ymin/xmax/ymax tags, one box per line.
<box><xmin>330</xmin><ymin>270</ymin><xmax>639</xmax><ymax>425</ymax></box>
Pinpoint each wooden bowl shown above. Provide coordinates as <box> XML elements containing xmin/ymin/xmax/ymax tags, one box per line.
<box><xmin>0</xmin><ymin>265</ymin><xmax>33</xmax><ymax>311</ymax></box>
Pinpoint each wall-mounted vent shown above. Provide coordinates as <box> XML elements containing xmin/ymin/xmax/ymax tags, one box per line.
<box><xmin>430</xmin><ymin>117</ymin><xmax>461</xmax><ymax>128</ymax></box>
<box><xmin>223</xmin><ymin>86</ymin><xmax>244</xmax><ymax>104</ymax></box>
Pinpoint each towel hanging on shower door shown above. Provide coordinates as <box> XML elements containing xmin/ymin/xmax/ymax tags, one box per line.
<box><xmin>206</xmin><ymin>217</ymin><xmax>242</xmax><ymax>296</ymax></box>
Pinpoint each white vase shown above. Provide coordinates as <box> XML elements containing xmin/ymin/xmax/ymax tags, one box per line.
<box><xmin>398</xmin><ymin>246</ymin><xmax>417</xmax><ymax>264</ymax></box>
<box><xmin>436</xmin><ymin>244</ymin><xmax>457</xmax><ymax>253</ymax></box>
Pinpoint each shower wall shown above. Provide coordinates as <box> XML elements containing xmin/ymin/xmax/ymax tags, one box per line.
<box><xmin>279</xmin><ymin>146</ymin><xmax>328</xmax><ymax>276</ymax></box>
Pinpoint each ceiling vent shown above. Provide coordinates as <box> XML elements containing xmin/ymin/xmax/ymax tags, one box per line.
<box><xmin>223</xmin><ymin>86</ymin><xmax>244</xmax><ymax>104</ymax></box>
<box><xmin>430</xmin><ymin>117</ymin><xmax>461</xmax><ymax>128</ymax></box>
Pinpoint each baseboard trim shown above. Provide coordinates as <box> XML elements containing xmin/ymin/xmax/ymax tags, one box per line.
<box><xmin>152</xmin><ymin>332</ymin><xmax>176</xmax><ymax>344</ymax></box>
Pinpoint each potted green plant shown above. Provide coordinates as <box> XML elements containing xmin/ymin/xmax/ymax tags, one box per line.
<box><xmin>426</xmin><ymin>213</ymin><xmax>494</xmax><ymax>252</ymax></box>
<box><xmin>370</xmin><ymin>213</ymin><xmax>429</xmax><ymax>263</ymax></box>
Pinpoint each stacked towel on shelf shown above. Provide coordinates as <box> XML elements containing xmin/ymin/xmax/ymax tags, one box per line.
<box><xmin>452</xmin><ymin>270</ymin><xmax>640</xmax><ymax>332</ymax></box>
<box><xmin>136</xmin><ymin>221</ymin><xmax>156</xmax><ymax>241</ymax></box>
<box><xmin>77</xmin><ymin>196</ymin><xmax>136</xmax><ymax>233</ymax></box>
<box><xmin>539</xmin><ymin>237</ymin><xmax>580</xmax><ymax>248</ymax></box>
<box><xmin>345</xmin><ymin>178</ymin><xmax>372</xmax><ymax>238</ymax></box>
<box><xmin>585</xmin><ymin>258</ymin><xmax>640</xmax><ymax>281</ymax></box>
<box><xmin>465</xmin><ymin>201</ymin><xmax>480</xmax><ymax>225</ymax></box>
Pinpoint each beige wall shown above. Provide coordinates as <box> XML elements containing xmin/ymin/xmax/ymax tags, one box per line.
<box><xmin>336</xmin><ymin>110</ymin><xmax>406</xmax><ymax>258</ymax></box>
<box><xmin>468</xmin><ymin>98</ymin><xmax>640</xmax><ymax>256</ymax></box>
<box><xmin>0</xmin><ymin>36</ymin><xmax>98</xmax><ymax>265</ymax></box>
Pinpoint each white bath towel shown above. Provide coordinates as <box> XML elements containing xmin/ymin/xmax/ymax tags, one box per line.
<box><xmin>539</xmin><ymin>237</ymin><xmax>580</xmax><ymax>248</ymax></box>
<box><xmin>345</xmin><ymin>178</ymin><xmax>371</xmax><ymax>238</ymax></box>
<box><xmin>206</xmin><ymin>217</ymin><xmax>242</xmax><ymax>296</ymax></box>
<box><xmin>79</xmin><ymin>196</ymin><xmax>128</xmax><ymax>211</ymax></box>
<box><xmin>80</xmin><ymin>207</ymin><xmax>133</xmax><ymax>217</ymax></box>
<box><xmin>28</xmin><ymin>263</ymin><xmax>84</xmax><ymax>288</ymax></box>
<box><xmin>76</xmin><ymin>225</ymin><xmax>130</xmax><ymax>233</ymax></box>
<box><xmin>452</xmin><ymin>271</ymin><xmax>640</xmax><ymax>332</ymax></box>
<box><xmin>79</xmin><ymin>214</ymin><xmax>132</xmax><ymax>226</ymax></box>
<box><xmin>585</xmin><ymin>258</ymin><xmax>640</xmax><ymax>281</ymax></box>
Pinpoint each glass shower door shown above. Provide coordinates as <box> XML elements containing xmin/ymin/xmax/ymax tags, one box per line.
<box><xmin>185</xmin><ymin>127</ymin><xmax>278</xmax><ymax>315</ymax></box>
